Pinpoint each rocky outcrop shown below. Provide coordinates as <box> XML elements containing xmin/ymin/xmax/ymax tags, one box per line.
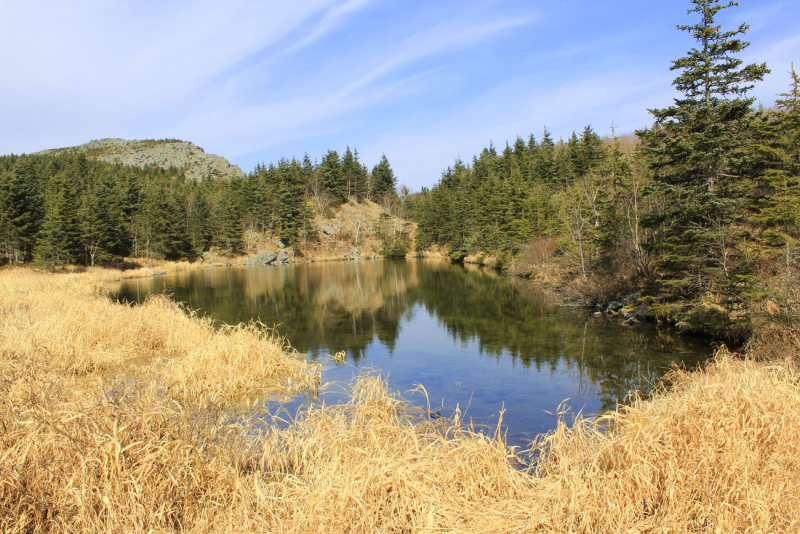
<box><xmin>243</xmin><ymin>250</ymin><xmax>291</xmax><ymax>266</ymax></box>
<box><xmin>38</xmin><ymin>138</ymin><xmax>244</xmax><ymax>181</ymax></box>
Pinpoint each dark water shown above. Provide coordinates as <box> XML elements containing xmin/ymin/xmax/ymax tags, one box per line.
<box><xmin>115</xmin><ymin>260</ymin><xmax>711</xmax><ymax>447</ymax></box>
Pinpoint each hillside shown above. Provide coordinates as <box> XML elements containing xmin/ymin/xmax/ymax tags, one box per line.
<box><xmin>238</xmin><ymin>198</ymin><xmax>414</xmax><ymax>264</ymax></box>
<box><xmin>37</xmin><ymin>138</ymin><xmax>244</xmax><ymax>181</ymax></box>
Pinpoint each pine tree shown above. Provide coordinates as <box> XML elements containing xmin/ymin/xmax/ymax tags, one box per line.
<box><xmin>320</xmin><ymin>150</ymin><xmax>346</xmax><ymax>204</ymax></box>
<box><xmin>637</xmin><ymin>0</ymin><xmax>769</xmax><ymax>333</ymax></box>
<box><xmin>211</xmin><ymin>181</ymin><xmax>243</xmax><ymax>257</ymax></box>
<box><xmin>0</xmin><ymin>159</ymin><xmax>42</xmax><ymax>263</ymax></box>
<box><xmin>78</xmin><ymin>181</ymin><xmax>106</xmax><ymax>266</ymax></box>
<box><xmin>187</xmin><ymin>180</ymin><xmax>212</xmax><ymax>255</ymax></box>
<box><xmin>341</xmin><ymin>147</ymin><xmax>358</xmax><ymax>199</ymax></box>
<box><xmin>352</xmin><ymin>149</ymin><xmax>369</xmax><ymax>202</ymax></box>
<box><xmin>36</xmin><ymin>171</ymin><xmax>82</xmax><ymax>267</ymax></box>
<box><xmin>371</xmin><ymin>154</ymin><xmax>397</xmax><ymax>203</ymax></box>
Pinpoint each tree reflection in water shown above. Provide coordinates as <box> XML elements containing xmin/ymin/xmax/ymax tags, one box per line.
<box><xmin>117</xmin><ymin>260</ymin><xmax>711</xmax><ymax>442</ymax></box>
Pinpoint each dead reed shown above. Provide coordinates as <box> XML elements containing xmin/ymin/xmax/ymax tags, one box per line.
<box><xmin>0</xmin><ymin>268</ymin><xmax>317</xmax><ymax>397</ymax></box>
<box><xmin>1</xmin><ymin>267</ymin><xmax>799</xmax><ymax>532</ymax></box>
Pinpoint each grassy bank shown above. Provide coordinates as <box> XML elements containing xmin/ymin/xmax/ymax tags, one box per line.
<box><xmin>1</xmin><ymin>268</ymin><xmax>799</xmax><ymax>532</ymax></box>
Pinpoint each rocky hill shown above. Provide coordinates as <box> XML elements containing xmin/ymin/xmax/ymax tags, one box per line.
<box><xmin>38</xmin><ymin>138</ymin><xmax>244</xmax><ymax>181</ymax></box>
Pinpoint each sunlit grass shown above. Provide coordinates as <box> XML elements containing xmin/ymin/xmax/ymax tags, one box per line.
<box><xmin>1</xmin><ymin>267</ymin><xmax>799</xmax><ymax>532</ymax></box>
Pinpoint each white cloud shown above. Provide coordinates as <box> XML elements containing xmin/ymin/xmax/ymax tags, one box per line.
<box><xmin>0</xmin><ymin>0</ymin><xmax>342</xmax><ymax>151</ymax></box>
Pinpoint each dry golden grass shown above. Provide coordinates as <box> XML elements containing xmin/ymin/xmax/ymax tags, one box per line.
<box><xmin>0</xmin><ymin>268</ymin><xmax>317</xmax><ymax>397</ymax></box>
<box><xmin>2</xmin><ymin>267</ymin><xmax>799</xmax><ymax>532</ymax></box>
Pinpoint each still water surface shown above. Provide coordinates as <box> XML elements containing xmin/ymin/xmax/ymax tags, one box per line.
<box><xmin>116</xmin><ymin>260</ymin><xmax>711</xmax><ymax>447</ymax></box>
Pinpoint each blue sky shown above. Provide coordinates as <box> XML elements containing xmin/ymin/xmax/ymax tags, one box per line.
<box><xmin>1</xmin><ymin>0</ymin><xmax>798</xmax><ymax>190</ymax></box>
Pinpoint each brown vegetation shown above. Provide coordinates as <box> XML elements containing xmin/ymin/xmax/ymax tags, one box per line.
<box><xmin>1</xmin><ymin>268</ymin><xmax>799</xmax><ymax>532</ymax></box>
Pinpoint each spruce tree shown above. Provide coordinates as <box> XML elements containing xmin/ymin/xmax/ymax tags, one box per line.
<box><xmin>0</xmin><ymin>159</ymin><xmax>41</xmax><ymax>263</ymax></box>
<box><xmin>36</xmin><ymin>171</ymin><xmax>82</xmax><ymax>268</ymax></box>
<box><xmin>320</xmin><ymin>150</ymin><xmax>346</xmax><ymax>204</ymax></box>
<box><xmin>371</xmin><ymin>154</ymin><xmax>397</xmax><ymax>203</ymax></box>
<box><xmin>637</xmin><ymin>0</ymin><xmax>769</xmax><ymax>333</ymax></box>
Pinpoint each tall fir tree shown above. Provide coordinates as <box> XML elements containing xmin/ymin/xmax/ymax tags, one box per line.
<box><xmin>0</xmin><ymin>159</ymin><xmax>42</xmax><ymax>263</ymax></box>
<box><xmin>320</xmin><ymin>150</ymin><xmax>346</xmax><ymax>204</ymax></box>
<box><xmin>637</xmin><ymin>0</ymin><xmax>769</xmax><ymax>333</ymax></box>
<box><xmin>36</xmin><ymin>170</ymin><xmax>82</xmax><ymax>268</ymax></box>
<box><xmin>371</xmin><ymin>154</ymin><xmax>397</xmax><ymax>203</ymax></box>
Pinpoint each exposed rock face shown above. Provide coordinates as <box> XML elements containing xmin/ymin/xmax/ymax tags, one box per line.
<box><xmin>243</xmin><ymin>250</ymin><xmax>291</xmax><ymax>266</ymax></box>
<box><xmin>244</xmin><ymin>250</ymin><xmax>279</xmax><ymax>265</ymax></box>
<box><xmin>38</xmin><ymin>138</ymin><xmax>244</xmax><ymax>181</ymax></box>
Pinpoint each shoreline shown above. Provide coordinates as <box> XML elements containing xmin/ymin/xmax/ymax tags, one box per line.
<box><xmin>1</xmin><ymin>266</ymin><xmax>798</xmax><ymax>530</ymax></box>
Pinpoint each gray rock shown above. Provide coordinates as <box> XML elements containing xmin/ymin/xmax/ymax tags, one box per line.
<box><xmin>259</xmin><ymin>251</ymin><xmax>278</xmax><ymax>265</ymax></box>
<box><xmin>244</xmin><ymin>250</ymin><xmax>278</xmax><ymax>265</ymax></box>
<box><xmin>275</xmin><ymin>239</ymin><xmax>286</xmax><ymax>249</ymax></box>
<box><xmin>201</xmin><ymin>251</ymin><xmax>213</xmax><ymax>261</ymax></box>
<box><xmin>320</xmin><ymin>224</ymin><xmax>338</xmax><ymax>236</ymax></box>
<box><xmin>36</xmin><ymin>138</ymin><xmax>244</xmax><ymax>182</ymax></box>
<box><xmin>277</xmin><ymin>250</ymin><xmax>290</xmax><ymax>265</ymax></box>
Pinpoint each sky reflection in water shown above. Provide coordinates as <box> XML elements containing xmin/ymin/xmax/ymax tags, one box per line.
<box><xmin>116</xmin><ymin>260</ymin><xmax>712</xmax><ymax>448</ymax></box>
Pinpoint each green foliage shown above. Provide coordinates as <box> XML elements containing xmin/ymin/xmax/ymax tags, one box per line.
<box><xmin>637</xmin><ymin>0</ymin><xmax>770</xmax><ymax>333</ymax></box>
<box><xmin>210</xmin><ymin>180</ymin><xmax>243</xmax><ymax>257</ymax></box>
<box><xmin>320</xmin><ymin>150</ymin><xmax>346</xmax><ymax>204</ymax></box>
<box><xmin>0</xmin><ymin>145</ymin><xmax>395</xmax><ymax>266</ymax></box>
<box><xmin>36</xmin><ymin>169</ymin><xmax>82</xmax><ymax>268</ymax></box>
<box><xmin>371</xmin><ymin>154</ymin><xmax>397</xmax><ymax>203</ymax></box>
<box><xmin>0</xmin><ymin>159</ymin><xmax>42</xmax><ymax>263</ymax></box>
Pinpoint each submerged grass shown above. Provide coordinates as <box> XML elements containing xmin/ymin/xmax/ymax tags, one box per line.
<box><xmin>1</xmin><ymin>267</ymin><xmax>799</xmax><ymax>532</ymax></box>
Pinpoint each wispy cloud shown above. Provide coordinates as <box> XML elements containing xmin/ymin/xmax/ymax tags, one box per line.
<box><xmin>1</xmin><ymin>1</ymin><xmax>796</xmax><ymax>188</ymax></box>
<box><xmin>284</xmin><ymin>0</ymin><xmax>374</xmax><ymax>53</ymax></box>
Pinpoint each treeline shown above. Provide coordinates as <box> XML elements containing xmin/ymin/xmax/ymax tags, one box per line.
<box><xmin>410</xmin><ymin>0</ymin><xmax>799</xmax><ymax>338</ymax></box>
<box><xmin>0</xmin><ymin>147</ymin><xmax>399</xmax><ymax>267</ymax></box>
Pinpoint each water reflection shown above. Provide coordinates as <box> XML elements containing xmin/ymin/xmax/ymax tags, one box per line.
<box><xmin>116</xmin><ymin>260</ymin><xmax>711</xmax><ymax>444</ymax></box>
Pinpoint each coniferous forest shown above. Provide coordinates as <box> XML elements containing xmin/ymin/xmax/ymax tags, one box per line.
<box><xmin>409</xmin><ymin>2</ymin><xmax>800</xmax><ymax>339</ymax></box>
<box><xmin>1</xmin><ymin>0</ymin><xmax>798</xmax><ymax>339</ymax></box>
<box><xmin>0</xmin><ymin>146</ymin><xmax>399</xmax><ymax>267</ymax></box>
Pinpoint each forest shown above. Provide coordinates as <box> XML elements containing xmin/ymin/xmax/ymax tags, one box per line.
<box><xmin>0</xmin><ymin>147</ymin><xmax>399</xmax><ymax>266</ymax></box>
<box><xmin>409</xmin><ymin>5</ymin><xmax>799</xmax><ymax>339</ymax></box>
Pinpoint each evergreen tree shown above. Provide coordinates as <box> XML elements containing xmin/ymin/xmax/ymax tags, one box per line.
<box><xmin>278</xmin><ymin>158</ymin><xmax>309</xmax><ymax>247</ymax></box>
<box><xmin>574</xmin><ymin>125</ymin><xmax>606</xmax><ymax>177</ymax></box>
<box><xmin>36</xmin><ymin>171</ymin><xmax>82</xmax><ymax>267</ymax></box>
<box><xmin>320</xmin><ymin>150</ymin><xmax>346</xmax><ymax>204</ymax></box>
<box><xmin>341</xmin><ymin>147</ymin><xmax>358</xmax><ymax>198</ymax></box>
<box><xmin>536</xmin><ymin>128</ymin><xmax>556</xmax><ymax>184</ymax></box>
<box><xmin>78</xmin><ymin>181</ymin><xmax>106</xmax><ymax>266</ymax></box>
<box><xmin>0</xmin><ymin>159</ymin><xmax>42</xmax><ymax>263</ymax></box>
<box><xmin>187</xmin><ymin>180</ymin><xmax>212</xmax><ymax>256</ymax></box>
<box><xmin>352</xmin><ymin>148</ymin><xmax>370</xmax><ymax>202</ymax></box>
<box><xmin>637</xmin><ymin>0</ymin><xmax>769</xmax><ymax>332</ymax></box>
<box><xmin>211</xmin><ymin>181</ymin><xmax>243</xmax><ymax>257</ymax></box>
<box><xmin>371</xmin><ymin>154</ymin><xmax>397</xmax><ymax>203</ymax></box>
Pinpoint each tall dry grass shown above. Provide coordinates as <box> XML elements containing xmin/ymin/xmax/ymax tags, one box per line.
<box><xmin>0</xmin><ymin>268</ymin><xmax>317</xmax><ymax>397</ymax></box>
<box><xmin>2</xmin><ymin>267</ymin><xmax>799</xmax><ymax>532</ymax></box>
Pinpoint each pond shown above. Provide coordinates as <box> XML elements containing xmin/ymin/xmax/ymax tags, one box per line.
<box><xmin>115</xmin><ymin>259</ymin><xmax>712</xmax><ymax>448</ymax></box>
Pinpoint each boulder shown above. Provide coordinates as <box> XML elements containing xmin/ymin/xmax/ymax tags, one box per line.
<box><xmin>244</xmin><ymin>250</ymin><xmax>278</xmax><ymax>265</ymax></box>
<box><xmin>277</xmin><ymin>250</ymin><xmax>290</xmax><ymax>265</ymax></box>
<box><xmin>320</xmin><ymin>224</ymin><xmax>338</xmax><ymax>236</ymax></box>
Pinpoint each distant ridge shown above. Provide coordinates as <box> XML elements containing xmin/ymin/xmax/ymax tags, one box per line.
<box><xmin>37</xmin><ymin>138</ymin><xmax>245</xmax><ymax>181</ymax></box>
